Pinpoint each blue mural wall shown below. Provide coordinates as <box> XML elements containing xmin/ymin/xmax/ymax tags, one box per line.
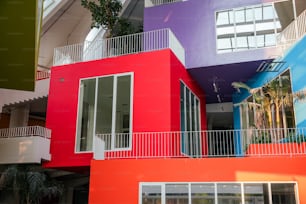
<box><xmin>233</xmin><ymin>35</ymin><xmax>306</xmax><ymax>129</ymax></box>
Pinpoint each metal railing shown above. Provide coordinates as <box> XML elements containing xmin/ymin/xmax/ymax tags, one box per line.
<box><xmin>0</xmin><ymin>126</ymin><xmax>51</xmax><ymax>139</ymax></box>
<box><xmin>145</xmin><ymin>0</ymin><xmax>183</xmax><ymax>7</ymax></box>
<box><xmin>94</xmin><ymin>128</ymin><xmax>306</xmax><ymax>159</ymax></box>
<box><xmin>53</xmin><ymin>28</ymin><xmax>185</xmax><ymax>66</ymax></box>
<box><xmin>276</xmin><ymin>9</ymin><xmax>306</xmax><ymax>51</ymax></box>
<box><xmin>36</xmin><ymin>71</ymin><xmax>50</xmax><ymax>80</ymax></box>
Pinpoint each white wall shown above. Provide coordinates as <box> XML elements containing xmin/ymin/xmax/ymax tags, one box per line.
<box><xmin>0</xmin><ymin>136</ymin><xmax>51</xmax><ymax>164</ymax></box>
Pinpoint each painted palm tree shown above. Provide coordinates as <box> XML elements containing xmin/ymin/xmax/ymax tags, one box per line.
<box><xmin>232</xmin><ymin>72</ymin><xmax>295</xmax><ymax>130</ymax></box>
<box><xmin>0</xmin><ymin>165</ymin><xmax>63</xmax><ymax>204</ymax></box>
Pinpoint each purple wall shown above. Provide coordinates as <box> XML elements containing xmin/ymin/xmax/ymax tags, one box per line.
<box><xmin>144</xmin><ymin>0</ymin><xmax>282</xmax><ymax>69</ymax></box>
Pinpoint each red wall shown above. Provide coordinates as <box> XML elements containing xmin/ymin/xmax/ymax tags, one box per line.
<box><xmin>44</xmin><ymin>50</ymin><xmax>206</xmax><ymax>168</ymax></box>
<box><xmin>89</xmin><ymin>157</ymin><xmax>306</xmax><ymax>204</ymax></box>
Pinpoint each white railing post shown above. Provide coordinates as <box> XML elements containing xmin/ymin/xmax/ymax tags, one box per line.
<box><xmin>94</xmin><ymin>135</ymin><xmax>105</xmax><ymax>160</ymax></box>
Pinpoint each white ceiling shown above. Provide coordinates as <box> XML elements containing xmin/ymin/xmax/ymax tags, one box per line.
<box><xmin>38</xmin><ymin>0</ymin><xmax>144</xmax><ymax>70</ymax></box>
<box><xmin>39</xmin><ymin>0</ymin><xmax>92</xmax><ymax>69</ymax></box>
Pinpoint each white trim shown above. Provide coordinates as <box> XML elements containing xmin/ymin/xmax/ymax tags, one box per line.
<box><xmin>92</xmin><ymin>78</ymin><xmax>99</xmax><ymax>155</ymax></box>
<box><xmin>111</xmin><ymin>76</ymin><xmax>117</xmax><ymax>150</ymax></box>
<box><xmin>129</xmin><ymin>73</ymin><xmax>134</xmax><ymax>149</ymax></box>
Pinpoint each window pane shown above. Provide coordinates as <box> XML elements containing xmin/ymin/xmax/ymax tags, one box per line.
<box><xmin>254</xmin><ymin>6</ymin><xmax>263</xmax><ymax>21</ymax></box>
<box><xmin>195</xmin><ymin>99</ymin><xmax>200</xmax><ymax>131</ymax></box>
<box><xmin>217</xmin><ymin>11</ymin><xmax>230</xmax><ymax>26</ymax></box>
<box><xmin>217</xmin><ymin>38</ymin><xmax>233</xmax><ymax>51</ymax></box>
<box><xmin>271</xmin><ymin>183</ymin><xmax>296</xmax><ymax>204</ymax></box>
<box><xmin>166</xmin><ymin>184</ymin><xmax>188</xmax><ymax>204</ymax></box>
<box><xmin>235</xmin><ymin>9</ymin><xmax>245</xmax><ymax>24</ymax></box>
<box><xmin>263</xmin><ymin>5</ymin><xmax>274</xmax><ymax>20</ymax></box>
<box><xmin>236</xmin><ymin>36</ymin><xmax>248</xmax><ymax>50</ymax></box>
<box><xmin>244</xmin><ymin>183</ymin><xmax>269</xmax><ymax>204</ymax></box>
<box><xmin>256</xmin><ymin>35</ymin><xmax>264</xmax><ymax>48</ymax></box>
<box><xmin>180</xmin><ymin>82</ymin><xmax>185</xmax><ymax>131</ymax></box>
<box><xmin>265</xmin><ymin>33</ymin><xmax>276</xmax><ymax>46</ymax></box>
<box><xmin>76</xmin><ymin>78</ymin><xmax>96</xmax><ymax>152</ymax></box>
<box><xmin>191</xmin><ymin>184</ymin><xmax>215</xmax><ymax>204</ymax></box>
<box><xmin>96</xmin><ymin>76</ymin><xmax>114</xmax><ymax>150</ymax></box>
<box><xmin>217</xmin><ymin>183</ymin><xmax>242</xmax><ymax>204</ymax></box>
<box><xmin>142</xmin><ymin>185</ymin><xmax>162</xmax><ymax>204</ymax></box>
<box><xmin>246</xmin><ymin>8</ymin><xmax>253</xmax><ymax>22</ymax></box>
<box><xmin>186</xmin><ymin>88</ymin><xmax>191</xmax><ymax>131</ymax></box>
<box><xmin>115</xmin><ymin>75</ymin><xmax>131</xmax><ymax>148</ymax></box>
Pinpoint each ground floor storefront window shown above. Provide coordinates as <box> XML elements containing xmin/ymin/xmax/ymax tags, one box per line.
<box><xmin>140</xmin><ymin>182</ymin><xmax>297</xmax><ymax>204</ymax></box>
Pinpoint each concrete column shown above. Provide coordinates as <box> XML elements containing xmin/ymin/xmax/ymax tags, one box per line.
<box><xmin>9</xmin><ymin>105</ymin><xmax>29</xmax><ymax>127</ymax></box>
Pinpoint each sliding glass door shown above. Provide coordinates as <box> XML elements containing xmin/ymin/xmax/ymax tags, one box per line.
<box><xmin>76</xmin><ymin>73</ymin><xmax>133</xmax><ymax>152</ymax></box>
<box><xmin>180</xmin><ymin>81</ymin><xmax>201</xmax><ymax>157</ymax></box>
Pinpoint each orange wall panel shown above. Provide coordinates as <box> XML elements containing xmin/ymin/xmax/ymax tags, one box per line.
<box><xmin>89</xmin><ymin>157</ymin><xmax>306</xmax><ymax>204</ymax></box>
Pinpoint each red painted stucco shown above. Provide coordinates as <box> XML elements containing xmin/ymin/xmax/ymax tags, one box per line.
<box><xmin>89</xmin><ymin>157</ymin><xmax>306</xmax><ymax>204</ymax></box>
<box><xmin>44</xmin><ymin>50</ymin><xmax>206</xmax><ymax>168</ymax></box>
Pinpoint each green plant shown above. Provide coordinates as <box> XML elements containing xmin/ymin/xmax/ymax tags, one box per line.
<box><xmin>81</xmin><ymin>0</ymin><xmax>122</xmax><ymax>37</ymax></box>
<box><xmin>0</xmin><ymin>164</ymin><xmax>63</xmax><ymax>204</ymax></box>
<box><xmin>251</xmin><ymin>133</ymin><xmax>272</xmax><ymax>144</ymax></box>
<box><xmin>81</xmin><ymin>0</ymin><xmax>143</xmax><ymax>38</ymax></box>
<box><xmin>285</xmin><ymin>134</ymin><xmax>306</xmax><ymax>144</ymax></box>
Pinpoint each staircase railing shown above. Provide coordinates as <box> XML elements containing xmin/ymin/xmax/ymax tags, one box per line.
<box><xmin>277</xmin><ymin>9</ymin><xmax>306</xmax><ymax>52</ymax></box>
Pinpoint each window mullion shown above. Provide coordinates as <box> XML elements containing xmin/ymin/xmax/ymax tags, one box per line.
<box><xmin>268</xmin><ymin>183</ymin><xmax>272</xmax><ymax>204</ymax></box>
<box><xmin>241</xmin><ymin>183</ymin><xmax>245</xmax><ymax>204</ymax></box>
<box><xmin>162</xmin><ymin>184</ymin><xmax>165</xmax><ymax>204</ymax></box>
<box><xmin>92</xmin><ymin>78</ymin><xmax>98</xmax><ymax>152</ymax></box>
<box><xmin>111</xmin><ymin>76</ymin><xmax>118</xmax><ymax>149</ymax></box>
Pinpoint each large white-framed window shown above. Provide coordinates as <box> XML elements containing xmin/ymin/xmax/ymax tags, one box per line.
<box><xmin>76</xmin><ymin>73</ymin><xmax>133</xmax><ymax>152</ymax></box>
<box><xmin>216</xmin><ymin>1</ymin><xmax>296</xmax><ymax>53</ymax></box>
<box><xmin>140</xmin><ymin>182</ymin><xmax>298</xmax><ymax>204</ymax></box>
<box><xmin>180</xmin><ymin>81</ymin><xmax>201</xmax><ymax>156</ymax></box>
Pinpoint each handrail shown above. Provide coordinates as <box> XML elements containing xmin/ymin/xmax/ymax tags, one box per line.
<box><xmin>53</xmin><ymin>28</ymin><xmax>185</xmax><ymax>66</ymax></box>
<box><xmin>94</xmin><ymin>128</ymin><xmax>306</xmax><ymax>160</ymax></box>
<box><xmin>36</xmin><ymin>71</ymin><xmax>50</xmax><ymax>80</ymax></box>
<box><xmin>0</xmin><ymin>126</ymin><xmax>51</xmax><ymax>139</ymax></box>
<box><xmin>145</xmin><ymin>0</ymin><xmax>183</xmax><ymax>7</ymax></box>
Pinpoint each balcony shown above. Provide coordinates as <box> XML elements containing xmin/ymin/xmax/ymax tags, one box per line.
<box><xmin>53</xmin><ymin>28</ymin><xmax>185</xmax><ymax>67</ymax></box>
<box><xmin>145</xmin><ymin>0</ymin><xmax>183</xmax><ymax>8</ymax></box>
<box><xmin>277</xmin><ymin>9</ymin><xmax>306</xmax><ymax>52</ymax></box>
<box><xmin>93</xmin><ymin>128</ymin><xmax>306</xmax><ymax>160</ymax></box>
<box><xmin>0</xmin><ymin>126</ymin><xmax>51</xmax><ymax>164</ymax></box>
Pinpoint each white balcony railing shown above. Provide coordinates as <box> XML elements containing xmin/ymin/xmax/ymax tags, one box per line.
<box><xmin>94</xmin><ymin>128</ymin><xmax>306</xmax><ymax>160</ymax></box>
<box><xmin>277</xmin><ymin>9</ymin><xmax>306</xmax><ymax>51</ymax></box>
<box><xmin>0</xmin><ymin>126</ymin><xmax>51</xmax><ymax>164</ymax></box>
<box><xmin>0</xmin><ymin>126</ymin><xmax>51</xmax><ymax>139</ymax></box>
<box><xmin>53</xmin><ymin>28</ymin><xmax>185</xmax><ymax>66</ymax></box>
<box><xmin>145</xmin><ymin>0</ymin><xmax>183</xmax><ymax>8</ymax></box>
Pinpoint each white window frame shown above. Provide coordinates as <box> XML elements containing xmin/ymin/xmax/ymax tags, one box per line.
<box><xmin>140</xmin><ymin>181</ymin><xmax>299</xmax><ymax>204</ymax></box>
<box><xmin>75</xmin><ymin>72</ymin><xmax>134</xmax><ymax>153</ymax></box>
<box><xmin>215</xmin><ymin>1</ymin><xmax>295</xmax><ymax>54</ymax></box>
<box><xmin>180</xmin><ymin>80</ymin><xmax>202</xmax><ymax>157</ymax></box>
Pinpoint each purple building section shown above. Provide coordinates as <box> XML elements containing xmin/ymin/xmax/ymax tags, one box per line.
<box><xmin>144</xmin><ymin>0</ymin><xmax>282</xmax><ymax>103</ymax></box>
<box><xmin>144</xmin><ymin>0</ymin><xmax>281</xmax><ymax>69</ymax></box>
